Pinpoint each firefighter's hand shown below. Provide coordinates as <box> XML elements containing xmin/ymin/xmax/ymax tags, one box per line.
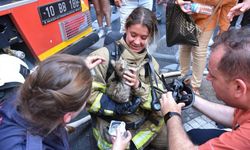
<box><xmin>227</xmin><ymin>0</ymin><xmax>250</xmax><ymax>21</ymax></box>
<box><xmin>85</xmin><ymin>56</ymin><xmax>105</xmax><ymax>69</ymax></box>
<box><xmin>111</xmin><ymin>127</ymin><xmax>132</xmax><ymax>150</ymax></box>
<box><xmin>114</xmin><ymin>0</ymin><xmax>122</xmax><ymax>7</ymax></box>
<box><xmin>123</xmin><ymin>67</ymin><xmax>140</xmax><ymax>89</ymax></box>
<box><xmin>160</xmin><ymin>92</ymin><xmax>185</xmax><ymax>116</ymax></box>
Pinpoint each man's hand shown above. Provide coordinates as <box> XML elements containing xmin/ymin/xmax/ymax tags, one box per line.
<box><xmin>85</xmin><ymin>55</ymin><xmax>105</xmax><ymax>69</ymax></box>
<box><xmin>228</xmin><ymin>0</ymin><xmax>250</xmax><ymax>21</ymax></box>
<box><xmin>160</xmin><ymin>92</ymin><xmax>185</xmax><ymax>115</ymax></box>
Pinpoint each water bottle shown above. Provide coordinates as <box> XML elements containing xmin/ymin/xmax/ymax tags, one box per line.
<box><xmin>184</xmin><ymin>3</ymin><xmax>214</xmax><ymax>15</ymax></box>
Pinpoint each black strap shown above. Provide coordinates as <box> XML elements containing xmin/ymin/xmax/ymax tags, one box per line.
<box><xmin>105</xmin><ymin>42</ymin><xmax>124</xmax><ymax>82</ymax></box>
<box><xmin>147</xmin><ymin>55</ymin><xmax>161</xmax><ymax>111</ymax></box>
<box><xmin>148</xmin><ymin>55</ymin><xmax>158</xmax><ymax>87</ymax></box>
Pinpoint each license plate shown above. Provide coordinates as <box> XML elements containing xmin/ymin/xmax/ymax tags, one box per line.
<box><xmin>38</xmin><ymin>0</ymin><xmax>82</xmax><ymax>25</ymax></box>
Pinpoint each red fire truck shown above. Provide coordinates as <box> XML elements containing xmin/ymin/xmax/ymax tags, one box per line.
<box><xmin>0</xmin><ymin>0</ymin><xmax>98</xmax><ymax>66</ymax></box>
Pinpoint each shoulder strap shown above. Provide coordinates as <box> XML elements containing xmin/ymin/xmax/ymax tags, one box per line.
<box><xmin>147</xmin><ymin>54</ymin><xmax>161</xmax><ymax>111</ymax></box>
<box><xmin>105</xmin><ymin>42</ymin><xmax>124</xmax><ymax>82</ymax></box>
<box><xmin>26</xmin><ymin>132</ymin><xmax>43</xmax><ymax>150</ymax></box>
<box><xmin>147</xmin><ymin>55</ymin><xmax>158</xmax><ymax>87</ymax></box>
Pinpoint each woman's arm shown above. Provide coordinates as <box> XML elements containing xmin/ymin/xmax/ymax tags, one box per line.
<box><xmin>228</xmin><ymin>0</ymin><xmax>250</xmax><ymax>21</ymax></box>
<box><xmin>87</xmin><ymin>48</ymin><xmax>110</xmax><ymax>108</ymax></box>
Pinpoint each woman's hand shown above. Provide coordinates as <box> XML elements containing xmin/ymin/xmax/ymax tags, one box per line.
<box><xmin>123</xmin><ymin>67</ymin><xmax>140</xmax><ymax>89</ymax></box>
<box><xmin>176</xmin><ymin>0</ymin><xmax>193</xmax><ymax>14</ymax></box>
<box><xmin>160</xmin><ymin>92</ymin><xmax>185</xmax><ymax>115</ymax></box>
<box><xmin>227</xmin><ymin>0</ymin><xmax>250</xmax><ymax>21</ymax></box>
<box><xmin>112</xmin><ymin>127</ymin><xmax>132</xmax><ymax>150</ymax></box>
<box><xmin>84</xmin><ymin>55</ymin><xmax>105</xmax><ymax>69</ymax></box>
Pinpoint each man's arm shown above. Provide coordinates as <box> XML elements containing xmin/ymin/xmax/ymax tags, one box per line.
<box><xmin>167</xmin><ymin>115</ymin><xmax>197</xmax><ymax>150</ymax></box>
<box><xmin>160</xmin><ymin>93</ymin><xmax>197</xmax><ymax>150</ymax></box>
<box><xmin>193</xmin><ymin>95</ymin><xmax>235</xmax><ymax>128</ymax></box>
<box><xmin>227</xmin><ymin>0</ymin><xmax>250</xmax><ymax>21</ymax></box>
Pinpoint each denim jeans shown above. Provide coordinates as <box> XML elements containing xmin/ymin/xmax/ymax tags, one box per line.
<box><xmin>156</xmin><ymin>3</ymin><xmax>163</xmax><ymax>20</ymax></box>
<box><xmin>119</xmin><ymin>0</ymin><xmax>153</xmax><ymax>32</ymax></box>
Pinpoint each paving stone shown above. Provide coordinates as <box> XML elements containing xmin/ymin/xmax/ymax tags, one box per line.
<box><xmin>187</xmin><ymin>119</ymin><xmax>200</xmax><ymax>128</ymax></box>
<box><xmin>193</xmin><ymin>116</ymin><xmax>208</xmax><ymax>126</ymax></box>
<box><xmin>183</xmin><ymin>123</ymin><xmax>193</xmax><ymax>131</ymax></box>
<box><xmin>202</xmin><ymin>123</ymin><xmax>218</xmax><ymax>129</ymax></box>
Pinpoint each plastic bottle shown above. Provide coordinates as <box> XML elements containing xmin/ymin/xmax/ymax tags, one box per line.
<box><xmin>184</xmin><ymin>3</ymin><xmax>214</xmax><ymax>15</ymax></box>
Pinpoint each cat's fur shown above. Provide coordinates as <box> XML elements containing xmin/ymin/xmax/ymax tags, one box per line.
<box><xmin>106</xmin><ymin>59</ymin><xmax>131</xmax><ymax>103</ymax></box>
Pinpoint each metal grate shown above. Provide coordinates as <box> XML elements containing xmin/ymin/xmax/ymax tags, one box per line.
<box><xmin>59</xmin><ymin>11</ymin><xmax>91</xmax><ymax>41</ymax></box>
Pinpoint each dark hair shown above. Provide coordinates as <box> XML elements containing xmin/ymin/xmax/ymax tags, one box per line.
<box><xmin>211</xmin><ymin>27</ymin><xmax>250</xmax><ymax>82</ymax></box>
<box><xmin>125</xmin><ymin>7</ymin><xmax>158</xmax><ymax>42</ymax></box>
<box><xmin>18</xmin><ymin>54</ymin><xmax>92</xmax><ymax>135</ymax></box>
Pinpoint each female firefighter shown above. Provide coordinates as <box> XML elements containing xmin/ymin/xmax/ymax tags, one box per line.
<box><xmin>88</xmin><ymin>7</ymin><xmax>168</xmax><ymax>150</ymax></box>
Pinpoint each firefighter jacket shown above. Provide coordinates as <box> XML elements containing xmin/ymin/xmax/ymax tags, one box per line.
<box><xmin>87</xmin><ymin>37</ymin><xmax>164</xmax><ymax>150</ymax></box>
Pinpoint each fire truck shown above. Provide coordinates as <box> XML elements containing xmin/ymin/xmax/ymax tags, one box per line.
<box><xmin>0</xmin><ymin>0</ymin><xmax>98</xmax><ymax>67</ymax></box>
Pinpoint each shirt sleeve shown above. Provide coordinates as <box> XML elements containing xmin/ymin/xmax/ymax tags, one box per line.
<box><xmin>218</xmin><ymin>0</ymin><xmax>237</xmax><ymax>33</ymax></box>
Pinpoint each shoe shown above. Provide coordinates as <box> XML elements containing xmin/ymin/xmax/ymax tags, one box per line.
<box><xmin>182</xmin><ymin>76</ymin><xmax>201</xmax><ymax>95</ymax></box>
<box><xmin>106</xmin><ymin>26</ymin><xmax>112</xmax><ymax>35</ymax></box>
<box><xmin>157</xmin><ymin>16</ymin><xmax>162</xmax><ymax>23</ymax></box>
<box><xmin>97</xmin><ymin>28</ymin><xmax>105</xmax><ymax>38</ymax></box>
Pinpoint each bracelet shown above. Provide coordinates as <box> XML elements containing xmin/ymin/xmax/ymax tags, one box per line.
<box><xmin>164</xmin><ymin>112</ymin><xmax>181</xmax><ymax>123</ymax></box>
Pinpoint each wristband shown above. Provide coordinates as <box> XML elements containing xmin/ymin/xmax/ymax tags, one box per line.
<box><xmin>164</xmin><ymin>112</ymin><xmax>181</xmax><ymax>123</ymax></box>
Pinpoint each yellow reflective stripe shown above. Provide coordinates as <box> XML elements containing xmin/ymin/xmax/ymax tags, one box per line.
<box><xmin>158</xmin><ymin>83</ymin><xmax>164</xmax><ymax>90</ymax></box>
<box><xmin>133</xmin><ymin>130</ymin><xmax>154</xmax><ymax>149</ymax></box>
<box><xmin>103</xmin><ymin>109</ymin><xmax>114</xmax><ymax>116</ymax></box>
<box><xmin>132</xmin><ymin>119</ymin><xmax>164</xmax><ymax>149</ymax></box>
<box><xmin>89</xmin><ymin>81</ymin><xmax>107</xmax><ymax>113</ymax></box>
<box><xmin>89</xmin><ymin>93</ymin><xmax>103</xmax><ymax>113</ymax></box>
<box><xmin>92</xmin><ymin>81</ymin><xmax>106</xmax><ymax>93</ymax></box>
<box><xmin>93</xmin><ymin>128</ymin><xmax>112</xmax><ymax>150</ymax></box>
<box><xmin>141</xmin><ymin>82</ymin><xmax>164</xmax><ymax>110</ymax></box>
<box><xmin>141</xmin><ymin>92</ymin><xmax>152</xmax><ymax>110</ymax></box>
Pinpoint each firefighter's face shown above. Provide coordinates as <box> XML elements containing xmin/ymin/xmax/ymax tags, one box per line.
<box><xmin>125</xmin><ymin>24</ymin><xmax>149</xmax><ymax>53</ymax></box>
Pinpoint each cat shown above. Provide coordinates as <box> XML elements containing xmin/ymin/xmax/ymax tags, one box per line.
<box><xmin>106</xmin><ymin>59</ymin><xmax>132</xmax><ymax>103</ymax></box>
